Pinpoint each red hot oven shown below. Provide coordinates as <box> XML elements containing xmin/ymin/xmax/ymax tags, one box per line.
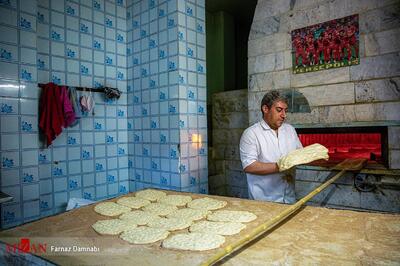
<box><xmin>296</xmin><ymin>126</ymin><xmax>388</xmax><ymax>168</ymax></box>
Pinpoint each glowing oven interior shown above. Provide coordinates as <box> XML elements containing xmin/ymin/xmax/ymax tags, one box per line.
<box><xmin>296</xmin><ymin>127</ymin><xmax>388</xmax><ymax>167</ymax></box>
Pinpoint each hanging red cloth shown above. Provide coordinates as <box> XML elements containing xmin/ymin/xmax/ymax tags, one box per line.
<box><xmin>39</xmin><ymin>83</ymin><xmax>76</xmax><ymax>147</ymax></box>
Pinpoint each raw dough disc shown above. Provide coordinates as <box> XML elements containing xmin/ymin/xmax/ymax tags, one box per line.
<box><xmin>158</xmin><ymin>194</ymin><xmax>192</xmax><ymax>207</ymax></box>
<box><xmin>120</xmin><ymin>227</ymin><xmax>170</xmax><ymax>244</ymax></box>
<box><xmin>94</xmin><ymin>202</ymin><xmax>131</xmax><ymax>217</ymax></box>
<box><xmin>147</xmin><ymin>217</ymin><xmax>192</xmax><ymax>231</ymax></box>
<box><xmin>207</xmin><ymin>210</ymin><xmax>257</xmax><ymax>223</ymax></box>
<box><xmin>162</xmin><ymin>232</ymin><xmax>225</xmax><ymax>251</ymax></box>
<box><xmin>119</xmin><ymin>210</ymin><xmax>160</xmax><ymax>225</ymax></box>
<box><xmin>135</xmin><ymin>189</ymin><xmax>167</xmax><ymax>201</ymax></box>
<box><xmin>116</xmin><ymin>197</ymin><xmax>151</xmax><ymax>209</ymax></box>
<box><xmin>187</xmin><ymin>197</ymin><xmax>227</xmax><ymax>210</ymax></box>
<box><xmin>142</xmin><ymin>203</ymin><xmax>178</xmax><ymax>216</ymax></box>
<box><xmin>92</xmin><ymin>219</ymin><xmax>137</xmax><ymax>235</ymax></box>
<box><xmin>189</xmin><ymin>221</ymin><xmax>246</xmax><ymax>236</ymax></box>
<box><xmin>167</xmin><ymin>208</ymin><xmax>211</xmax><ymax>221</ymax></box>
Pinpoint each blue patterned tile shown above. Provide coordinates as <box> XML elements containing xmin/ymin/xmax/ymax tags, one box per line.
<box><xmin>1</xmin><ymin>151</ymin><xmax>19</xmax><ymax>168</ymax></box>
<box><xmin>83</xmin><ymin>188</ymin><xmax>95</xmax><ymax>200</ymax></box>
<box><xmin>52</xmin><ymin>164</ymin><xmax>66</xmax><ymax>177</ymax></box>
<box><xmin>68</xmin><ymin>175</ymin><xmax>81</xmax><ymax>190</ymax></box>
<box><xmin>40</xmin><ymin>193</ymin><xmax>53</xmax><ymax>210</ymax></box>
<box><xmin>0</xmin><ymin>44</ymin><xmax>17</xmax><ymax>62</ymax></box>
<box><xmin>19</xmin><ymin>14</ymin><xmax>36</xmax><ymax>31</ymax></box>
<box><xmin>93</xmin><ymin>0</ymin><xmax>102</xmax><ymax>11</ymax></box>
<box><xmin>1</xmin><ymin>204</ymin><xmax>21</xmax><ymax>227</ymax></box>
<box><xmin>66</xmin><ymin>3</ymin><xmax>78</xmax><ymax>16</ymax></box>
<box><xmin>36</xmin><ymin>7</ymin><xmax>49</xmax><ymax>23</ymax></box>
<box><xmin>22</xmin><ymin>167</ymin><xmax>39</xmax><ymax>183</ymax></box>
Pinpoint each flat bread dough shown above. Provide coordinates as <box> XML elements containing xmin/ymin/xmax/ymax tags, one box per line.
<box><xmin>277</xmin><ymin>143</ymin><xmax>329</xmax><ymax>171</ymax></box>
<box><xmin>187</xmin><ymin>197</ymin><xmax>227</xmax><ymax>210</ymax></box>
<box><xmin>147</xmin><ymin>217</ymin><xmax>192</xmax><ymax>231</ymax></box>
<box><xmin>135</xmin><ymin>189</ymin><xmax>167</xmax><ymax>201</ymax></box>
<box><xmin>92</xmin><ymin>219</ymin><xmax>137</xmax><ymax>235</ymax></box>
<box><xmin>158</xmin><ymin>194</ymin><xmax>192</xmax><ymax>207</ymax></box>
<box><xmin>162</xmin><ymin>232</ymin><xmax>225</xmax><ymax>251</ymax></box>
<box><xmin>94</xmin><ymin>202</ymin><xmax>131</xmax><ymax>217</ymax></box>
<box><xmin>142</xmin><ymin>203</ymin><xmax>178</xmax><ymax>216</ymax></box>
<box><xmin>189</xmin><ymin>220</ymin><xmax>246</xmax><ymax>236</ymax></box>
<box><xmin>119</xmin><ymin>210</ymin><xmax>160</xmax><ymax>225</ymax></box>
<box><xmin>116</xmin><ymin>197</ymin><xmax>151</xmax><ymax>209</ymax></box>
<box><xmin>207</xmin><ymin>210</ymin><xmax>257</xmax><ymax>223</ymax></box>
<box><xmin>120</xmin><ymin>227</ymin><xmax>170</xmax><ymax>244</ymax></box>
<box><xmin>167</xmin><ymin>208</ymin><xmax>211</xmax><ymax>221</ymax></box>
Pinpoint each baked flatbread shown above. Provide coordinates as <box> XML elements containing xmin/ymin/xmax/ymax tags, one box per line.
<box><xmin>207</xmin><ymin>210</ymin><xmax>257</xmax><ymax>223</ymax></box>
<box><xmin>158</xmin><ymin>194</ymin><xmax>192</xmax><ymax>207</ymax></box>
<box><xmin>119</xmin><ymin>210</ymin><xmax>160</xmax><ymax>225</ymax></box>
<box><xmin>162</xmin><ymin>232</ymin><xmax>225</xmax><ymax>251</ymax></box>
<box><xmin>142</xmin><ymin>203</ymin><xmax>178</xmax><ymax>216</ymax></box>
<box><xmin>147</xmin><ymin>217</ymin><xmax>192</xmax><ymax>231</ymax></box>
<box><xmin>92</xmin><ymin>219</ymin><xmax>137</xmax><ymax>235</ymax></box>
<box><xmin>94</xmin><ymin>202</ymin><xmax>131</xmax><ymax>217</ymax></box>
<box><xmin>120</xmin><ymin>227</ymin><xmax>170</xmax><ymax>244</ymax></box>
<box><xmin>187</xmin><ymin>197</ymin><xmax>227</xmax><ymax>210</ymax></box>
<box><xmin>167</xmin><ymin>208</ymin><xmax>211</xmax><ymax>221</ymax></box>
<box><xmin>135</xmin><ymin>189</ymin><xmax>167</xmax><ymax>201</ymax></box>
<box><xmin>189</xmin><ymin>221</ymin><xmax>246</xmax><ymax>236</ymax></box>
<box><xmin>117</xmin><ymin>197</ymin><xmax>151</xmax><ymax>209</ymax></box>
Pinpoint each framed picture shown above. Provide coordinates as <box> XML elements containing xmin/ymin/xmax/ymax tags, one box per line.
<box><xmin>291</xmin><ymin>14</ymin><xmax>359</xmax><ymax>74</ymax></box>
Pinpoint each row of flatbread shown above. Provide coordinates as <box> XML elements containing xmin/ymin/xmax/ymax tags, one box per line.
<box><xmin>92</xmin><ymin>189</ymin><xmax>257</xmax><ymax>251</ymax></box>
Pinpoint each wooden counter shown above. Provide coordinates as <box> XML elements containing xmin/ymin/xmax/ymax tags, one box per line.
<box><xmin>1</xmin><ymin>191</ymin><xmax>399</xmax><ymax>265</ymax></box>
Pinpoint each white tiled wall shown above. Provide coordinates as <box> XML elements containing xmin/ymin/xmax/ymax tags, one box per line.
<box><xmin>0</xmin><ymin>0</ymin><xmax>207</xmax><ymax>229</ymax></box>
<box><xmin>127</xmin><ymin>0</ymin><xmax>207</xmax><ymax>194</ymax></box>
<box><xmin>0</xmin><ymin>0</ymin><xmax>129</xmax><ymax>228</ymax></box>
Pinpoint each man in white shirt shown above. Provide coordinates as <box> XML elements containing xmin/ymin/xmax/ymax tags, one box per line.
<box><xmin>240</xmin><ymin>90</ymin><xmax>302</xmax><ymax>203</ymax></box>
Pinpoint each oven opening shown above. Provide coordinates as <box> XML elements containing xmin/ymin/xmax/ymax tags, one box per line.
<box><xmin>296</xmin><ymin>126</ymin><xmax>388</xmax><ymax>168</ymax></box>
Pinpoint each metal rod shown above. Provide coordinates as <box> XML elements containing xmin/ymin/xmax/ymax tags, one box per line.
<box><xmin>201</xmin><ymin>169</ymin><xmax>347</xmax><ymax>266</ymax></box>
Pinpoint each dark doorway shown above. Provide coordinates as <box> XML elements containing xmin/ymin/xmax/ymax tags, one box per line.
<box><xmin>206</xmin><ymin>0</ymin><xmax>257</xmax><ymax>146</ymax></box>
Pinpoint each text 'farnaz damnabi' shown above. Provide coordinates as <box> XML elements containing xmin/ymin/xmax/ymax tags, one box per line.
<box><xmin>50</xmin><ymin>245</ymin><xmax>100</xmax><ymax>253</ymax></box>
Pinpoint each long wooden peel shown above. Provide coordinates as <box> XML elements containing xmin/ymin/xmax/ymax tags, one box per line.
<box><xmin>201</xmin><ymin>158</ymin><xmax>368</xmax><ymax>266</ymax></box>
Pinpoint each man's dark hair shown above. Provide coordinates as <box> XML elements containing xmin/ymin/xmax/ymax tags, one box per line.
<box><xmin>260</xmin><ymin>90</ymin><xmax>288</xmax><ymax>114</ymax></box>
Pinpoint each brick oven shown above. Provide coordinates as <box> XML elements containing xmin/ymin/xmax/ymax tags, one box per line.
<box><xmin>244</xmin><ymin>0</ymin><xmax>400</xmax><ymax>212</ymax></box>
<box><xmin>207</xmin><ymin>0</ymin><xmax>400</xmax><ymax>213</ymax></box>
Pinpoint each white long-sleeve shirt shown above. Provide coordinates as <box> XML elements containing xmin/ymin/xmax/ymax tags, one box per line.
<box><xmin>239</xmin><ymin>120</ymin><xmax>302</xmax><ymax>203</ymax></box>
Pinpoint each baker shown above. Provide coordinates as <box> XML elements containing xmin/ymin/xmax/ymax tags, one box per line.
<box><xmin>239</xmin><ymin>90</ymin><xmax>303</xmax><ymax>204</ymax></box>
